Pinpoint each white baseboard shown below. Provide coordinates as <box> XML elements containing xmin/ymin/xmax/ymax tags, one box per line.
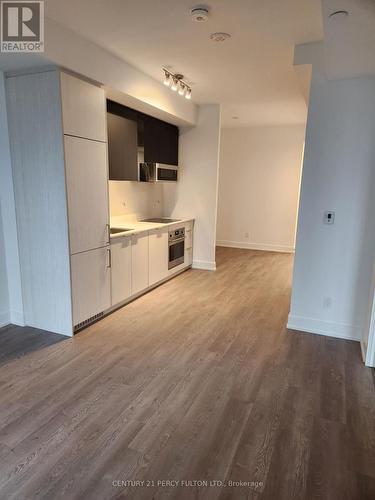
<box><xmin>217</xmin><ymin>240</ymin><xmax>295</xmax><ymax>253</ymax></box>
<box><xmin>10</xmin><ymin>310</ymin><xmax>25</xmax><ymax>326</ymax></box>
<box><xmin>0</xmin><ymin>310</ymin><xmax>25</xmax><ymax>329</ymax></box>
<box><xmin>360</xmin><ymin>340</ymin><xmax>367</xmax><ymax>363</ymax></box>
<box><xmin>0</xmin><ymin>311</ymin><xmax>10</xmax><ymax>328</ymax></box>
<box><xmin>192</xmin><ymin>260</ymin><xmax>216</xmax><ymax>271</ymax></box>
<box><xmin>287</xmin><ymin>314</ymin><xmax>361</xmax><ymax>342</ymax></box>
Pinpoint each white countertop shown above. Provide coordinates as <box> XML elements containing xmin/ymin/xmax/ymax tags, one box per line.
<box><xmin>110</xmin><ymin>216</ymin><xmax>194</xmax><ymax>239</ymax></box>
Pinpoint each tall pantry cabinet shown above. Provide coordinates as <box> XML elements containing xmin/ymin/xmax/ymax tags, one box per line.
<box><xmin>6</xmin><ymin>68</ymin><xmax>111</xmax><ymax>336</ymax></box>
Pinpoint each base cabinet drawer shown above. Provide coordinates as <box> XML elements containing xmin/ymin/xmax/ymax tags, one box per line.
<box><xmin>149</xmin><ymin>228</ymin><xmax>168</xmax><ymax>285</ymax></box>
<box><xmin>131</xmin><ymin>233</ymin><xmax>149</xmax><ymax>295</ymax></box>
<box><xmin>111</xmin><ymin>237</ymin><xmax>132</xmax><ymax>306</ymax></box>
<box><xmin>71</xmin><ymin>247</ymin><xmax>111</xmax><ymax>326</ymax></box>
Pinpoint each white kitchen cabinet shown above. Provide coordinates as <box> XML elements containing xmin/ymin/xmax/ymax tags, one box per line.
<box><xmin>60</xmin><ymin>72</ymin><xmax>107</xmax><ymax>142</ymax></box>
<box><xmin>64</xmin><ymin>136</ymin><xmax>109</xmax><ymax>255</ymax></box>
<box><xmin>185</xmin><ymin>247</ymin><xmax>193</xmax><ymax>266</ymax></box>
<box><xmin>149</xmin><ymin>228</ymin><xmax>169</xmax><ymax>286</ymax></box>
<box><xmin>185</xmin><ymin>228</ymin><xmax>193</xmax><ymax>250</ymax></box>
<box><xmin>185</xmin><ymin>225</ymin><xmax>193</xmax><ymax>265</ymax></box>
<box><xmin>71</xmin><ymin>247</ymin><xmax>111</xmax><ymax>327</ymax></box>
<box><xmin>131</xmin><ymin>233</ymin><xmax>149</xmax><ymax>295</ymax></box>
<box><xmin>6</xmin><ymin>68</ymin><xmax>110</xmax><ymax>336</ymax></box>
<box><xmin>111</xmin><ymin>236</ymin><xmax>132</xmax><ymax>306</ymax></box>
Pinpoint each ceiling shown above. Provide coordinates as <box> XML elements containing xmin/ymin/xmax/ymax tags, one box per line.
<box><xmin>44</xmin><ymin>0</ymin><xmax>323</xmax><ymax>127</ymax></box>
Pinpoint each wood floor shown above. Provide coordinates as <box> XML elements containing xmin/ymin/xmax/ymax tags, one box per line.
<box><xmin>0</xmin><ymin>247</ymin><xmax>374</xmax><ymax>500</ymax></box>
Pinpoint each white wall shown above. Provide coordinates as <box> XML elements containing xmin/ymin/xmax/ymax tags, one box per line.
<box><xmin>163</xmin><ymin>105</ymin><xmax>222</xmax><ymax>270</ymax></box>
<box><xmin>289</xmin><ymin>68</ymin><xmax>375</xmax><ymax>342</ymax></box>
<box><xmin>0</xmin><ymin>204</ymin><xmax>9</xmax><ymax>327</ymax></box>
<box><xmin>0</xmin><ymin>71</ymin><xmax>23</xmax><ymax>326</ymax></box>
<box><xmin>216</xmin><ymin>125</ymin><xmax>305</xmax><ymax>253</ymax></box>
<box><xmin>109</xmin><ymin>181</ymin><xmax>164</xmax><ymax>219</ymax></box>
<box><xmin>364</xmin><ymin>275</ymin><xmax>375</xmax><ymax>366</ymax></box>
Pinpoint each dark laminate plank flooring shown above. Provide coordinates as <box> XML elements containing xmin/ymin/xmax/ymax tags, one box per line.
<box><xmin>0</xmin><ymin>247</ymin><xmax>374</xmax><ymax>499</ymax></box>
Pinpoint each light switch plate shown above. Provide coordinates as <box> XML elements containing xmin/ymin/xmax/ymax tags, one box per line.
<box><xmin>324</xmin><ymin>211</ymin><xmax>335</xmax><ymax>225</ymax></box>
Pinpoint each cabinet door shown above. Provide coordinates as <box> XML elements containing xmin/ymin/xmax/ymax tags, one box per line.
<box><xmin>65</xmin><ymin>136</ymin><xmax>109</xmax><ymax>255</ymax></box>
<box><xmin>143</xmin><ymin>118</ymin><xmax>159</xmax><ymax>164</ymax></box>
<box><xmin>185</xmin><ymin>247</ymin><xmax>193</xmax><ymax>266</ymax></box>
<box><xmin>107</xmin><ymin>113</ymin><xmax>138</xmax><ymax>181</ymax></box>
<box><xmin>185</xmin><ymin>224</ymin><xmax>193</xmax><ymax>250</ymax></box>
<box><xmin>71</xmin><ymin>247</ymin><xmax>111</xmax><ymax>326</ymax></box>
<box><xmin>144</xmin><ymin>117</ymin><xmax>179</xmax><ymax>166</ymax></box>
<box><xmin>149</xmin><ymin>228</ymin><xmax>168</xmax><ymax>285</ymax></box>
<box><xmin>111</xmin><ymin>237</ymin><xmax>132</xmax><ymax>306</ymax></box>
<box><xmin>131</xmin><ymin>233</ymin><xmax>149</xmax><ymax>295</ymax></box>
<box><xmin>157</xmin><ymin>122</ymin><xmax>179</xmax><ymax>165</ymax></box>
<box><xmin>60</xmin><ymin>72</ymin><xmax>107</xmax><ymax>142</ymax></box>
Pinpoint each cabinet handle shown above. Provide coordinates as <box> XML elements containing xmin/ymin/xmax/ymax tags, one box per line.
<box><xmin>107</xmin><ymin>248</ymin><xmax>112</xmax><ymax>268</ymax></box>
<box><xmin>106</xmin><ymin>224</ymin><xmax>110</xmax><ymax>244</ymax></box>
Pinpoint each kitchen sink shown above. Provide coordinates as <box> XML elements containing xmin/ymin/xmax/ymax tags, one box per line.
<box><xmin>110</xmin><ymin>227</ymin><xmax>132</xmax><ymax>234</ymax></box>
<box><xmin>141</xmin><ymin>218</ymin><xmax>181</xmax><ymax>224</ymax></box>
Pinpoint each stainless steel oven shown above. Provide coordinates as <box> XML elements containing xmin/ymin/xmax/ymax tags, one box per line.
<box><xmin>168</xmin><ymin>228</ymin><xmax>185</xmax><ymax>269</ymax></box>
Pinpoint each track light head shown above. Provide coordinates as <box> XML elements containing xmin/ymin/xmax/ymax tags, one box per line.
<box><xmin>171</xmin><ymin>78</ymin><xmax>178</xmax><ymax>91</ymax></box>
<box><xmin>163</xmin><ymin>71</ymin><xmax>171</xmax><ymax>86</ymax></box>
<box><xmin>162</xmin><ymin>69</ymin><xmax>192</xmax><ymax>100</ymax></box>
<box><xmin>178</xmin><ymin>83</ymin><xmax>185</xmax><ymax>96</ymax></box>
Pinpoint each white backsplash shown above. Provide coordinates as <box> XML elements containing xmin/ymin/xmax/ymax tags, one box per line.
<box><xmin>109</xmin><ymin>180</ymin><xmax>165</xmax><ymax>219</ymax></box>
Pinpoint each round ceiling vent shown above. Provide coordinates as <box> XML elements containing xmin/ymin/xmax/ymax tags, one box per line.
<box><xmin>329</xmin><ymin>10</ymin><xmax>349</xmax><ymax>20</ymax></box>
<box><xmin>210</xmin><ymin>32</ymin><xmax>231</xmax><ymax>42</ymax></box>
<box><xmin>191</xmin><ymin>7</ymin><xmax>209</xmax><ymax>22</ymax></box>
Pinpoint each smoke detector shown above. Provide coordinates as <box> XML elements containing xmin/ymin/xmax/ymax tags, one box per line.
<box><xmin>191</xmin><ymin>7</ymin><xmax>209</xmax><ymax>22</ymax></box>
<box><xmin>210</xmin><ymin>32</ymin><xmax>231</xmax><ymax>42</ymax></box>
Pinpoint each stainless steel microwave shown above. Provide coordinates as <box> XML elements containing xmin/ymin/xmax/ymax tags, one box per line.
<box><xmin>139</xmin><ymin>163</ymin><xmax>178</xmax><ymax>183</ymax></box>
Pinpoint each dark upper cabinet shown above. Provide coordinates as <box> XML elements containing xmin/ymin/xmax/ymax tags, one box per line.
<box><xmin>143</xmin><ymin>117</ymin><xmax>179</xmax><ymax>166</ymax></box>
<box><xmin>107</xmin><ymin>112</ymin><xmax>138</xmax><ymax>181</ymax></box>
<box><xmin>106</xmin><ymin>100</ymin><xmax>179</xmax><ymax>181</ymax></box>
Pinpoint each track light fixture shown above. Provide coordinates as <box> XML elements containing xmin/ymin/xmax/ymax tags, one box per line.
<box><xmin>163</xmin><ymin>69</ymin><xmax>192</xmax><ymax>100</ymax></box>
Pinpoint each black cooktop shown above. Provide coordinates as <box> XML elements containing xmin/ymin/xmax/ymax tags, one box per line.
<box><xmin>141</xmin><ymin>218</ymin><xmax>181</xmax><ymax>224</ymax></box>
